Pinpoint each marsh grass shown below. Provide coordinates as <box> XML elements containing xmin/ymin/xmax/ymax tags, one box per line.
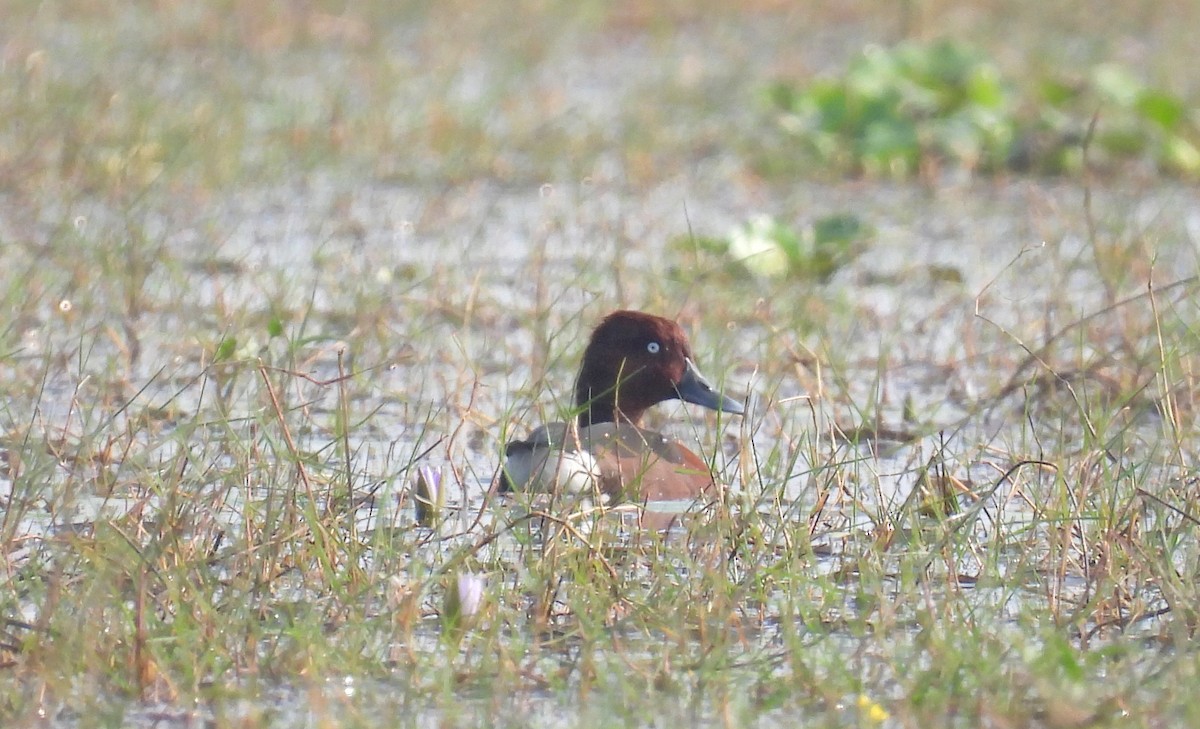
<box><xmin>3</xmin><ymin>1</ymin><xmax>1200</xmax><ymax>727</ymax></box>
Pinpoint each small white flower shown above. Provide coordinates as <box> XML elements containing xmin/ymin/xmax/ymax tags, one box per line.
<box><xmin>412</xmin><ymin>466</ymin><xmax>444</xmax><ymax>527</ymax></box>
<box><xmin>444</xmin><ymin>572</ymin><xmax>486</xmax><ymax>627</ymax></box>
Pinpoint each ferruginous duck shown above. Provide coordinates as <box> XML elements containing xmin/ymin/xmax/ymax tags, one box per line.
<box><xmin>498</xmin><ymin>310</ymin><xmax>744</xmax><ymax>504</ymax></box>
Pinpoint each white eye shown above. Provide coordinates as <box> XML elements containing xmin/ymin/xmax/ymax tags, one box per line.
<box><xmin>646</xmin><ymin>341</ymin><xmax>660</xmax><ymax>354</ymax></box>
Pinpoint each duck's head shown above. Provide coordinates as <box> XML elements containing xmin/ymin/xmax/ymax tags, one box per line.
<box><xmin>573</xmin><ymin>310</ymin><xmax>744</xmax><ymax>427</ymax></box>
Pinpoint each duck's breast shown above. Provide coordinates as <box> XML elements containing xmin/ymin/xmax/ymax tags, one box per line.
<box><xmin>501</xmin><ymin>422</ymin><xmax>723</xmax><ymax>503</ymax></box>
<box><xmin>579</xmin><ymin>423</ymin><xmax>720</xmax><ymax>502</ymax></box>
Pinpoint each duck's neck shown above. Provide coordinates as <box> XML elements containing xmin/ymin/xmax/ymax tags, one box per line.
<box><xmin>574</xmin><ymin>385</ymin><xmax>643</xmax><ymax>428</ymax></box>
<box><xmin>575</xmin><ymin>353</ymin><xmax>653</xmax><ymax>427</ymax></box>
<box><xmin>575</xmin><ymin>391</ymin><xmax>613</xmax><ymax>427</ymax></box>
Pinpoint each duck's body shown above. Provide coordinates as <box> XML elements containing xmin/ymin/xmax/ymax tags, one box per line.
<box><xmin>498</xmin><ymin>310</ymin><xmax>743</xmax><ymax>505</ymax></box>
<box><xmin>502</xmin><ymin>421</ymin><xmax>722</xmax><ymax>502</ymax></box>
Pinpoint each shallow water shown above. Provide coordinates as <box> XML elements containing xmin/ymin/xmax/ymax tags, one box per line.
<box><xmin>3</xmin><ymin>171</ymin><xmax>1195</xmax><ymax>725</ymax></box>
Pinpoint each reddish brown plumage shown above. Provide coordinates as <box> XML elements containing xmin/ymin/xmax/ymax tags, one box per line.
<box><xmin>501</xmin><ymin>310</ymin><xmax>744</xmax><ymax>505</ymax></box>
<box><xmin>574</xmin><ymin>310</ymin><xmax>695</xmax><ymax>427</ymax></box>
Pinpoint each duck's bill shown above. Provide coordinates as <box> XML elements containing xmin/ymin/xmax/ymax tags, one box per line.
<box><xmin>676</xmin><ymin>358</ymin><xmax>745</xmax><ymax>415</ymax></box>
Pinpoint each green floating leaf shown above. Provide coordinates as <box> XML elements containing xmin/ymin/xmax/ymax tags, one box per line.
<box><xmin>965</xmin><ymin>64</ymin><xmax>1007</xmax><ymax>109</ymax></box>
<box><xmin>811</xmin><ymin>213</ymin><xmax>872</xmax><ymax>279</ymax></box>
<box><xmin>766</xmin><ymin>40</ymin><xmax>1199</xmax><ymax>179</ymax></box>
<box><xmin>813</xmin><ymin>214</ymin><xmax>868</xmax><ymax>248</ymax></box>
<box><xmin>1135</xmin><ymin>90</ymin><xmax>1186</xmax><ymax>130</ymax></box>
<box><xmin>267</xmin><ymin>315</ymin><xmax>285</xmax><ymax>339</ymax></box>
<box><xmin>725</xmin><ymin>213</ymin><xmax>870</xmax><ymax>280</ymax></box>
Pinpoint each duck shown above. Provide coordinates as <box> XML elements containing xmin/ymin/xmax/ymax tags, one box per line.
<box><xmin>497</xmin><ymin>310</ymin><xmax>744</xmax><ymax>505</ymax></box>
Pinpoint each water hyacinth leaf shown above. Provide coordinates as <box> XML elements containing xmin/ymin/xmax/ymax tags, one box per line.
<box><xmin>765</xmin><ymin>39</ymin><xmax>1199</xmax><ymax>179</ymax></box>
<box><xmin>811</xmin><ymin>213</ymin><xmax>871</xmax><ymax>279</ymax></box>
<box><xmin>812</xmin><ymin>213</ymin><xmax>868</xmax><ymax>248</ymax></box>
<box><xmin>726</xmin><ymin>214</ymin><xmax>868</xmax><ymax>280</ymax></box>
<box><xmin>911</xmin><ymin>39</ymin><xmax>977</xmax><ymax>86</ymax></box>
<box><xmin>893</xmin><ymin>71</ymin><xmax>941</xmax><ymax>113</ymax></box>
<box><xmin>965</xmin><ymin>64</ymin><xmax>1008</xmax><ymax>109</ymax></box>
<box><xmin>847</xmin><ymin>47</ymin><xmax>900</xmax><ymax>101</ymax></box>
<box><xmin>769</xmin><ymin>221</ymin><xmax>805</xmax><ymax>264</ymax></box>
<box><xmin>861</xmin><ymin>118</ymin><xmax>918</xmax><ymax>175</ymax></box>
<box><xmin>779</xmin><ymin>80</ymin><xmax>843</xmax><ymax>138</ymax></box>
<box><xmin>1135</xmin><ymin>90</ymin><xmax>1186</xmax><ymax>130</ymax></box>
<box><xmin>932</xmin><ymin>117</ymin><xmax>986</xmax><ymax>163</ymax></box>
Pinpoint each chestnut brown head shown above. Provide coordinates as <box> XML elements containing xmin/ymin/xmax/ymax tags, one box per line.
<box><xmin>573</xmin><ymin>310</ymin><xmax>743</xmax><ymax>426</ymax></box>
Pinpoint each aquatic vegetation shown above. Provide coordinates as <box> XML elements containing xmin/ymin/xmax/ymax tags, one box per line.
<box><xmin>1</xmin><ymin>2</ymin><xmax>1199</xmax><ymax>728</ymax></box>
<box><xmin>674</xmin><ymin>213</ymin><xmax>871</xmax><ymax>280</ymax></box>
<box><xmin>442</xmin><ymin>572</ymin><xmax>486</xmax><ymax>638</ymax></box>
<box><xmin>766</xmin><ymin>40</ymin><xmax>1200</xmax><ymax>178</ymax></box>
<box><xmin>413</xmin><ymin>466</ymin><xmax>445</xmax><ymax>527</ymax></box>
